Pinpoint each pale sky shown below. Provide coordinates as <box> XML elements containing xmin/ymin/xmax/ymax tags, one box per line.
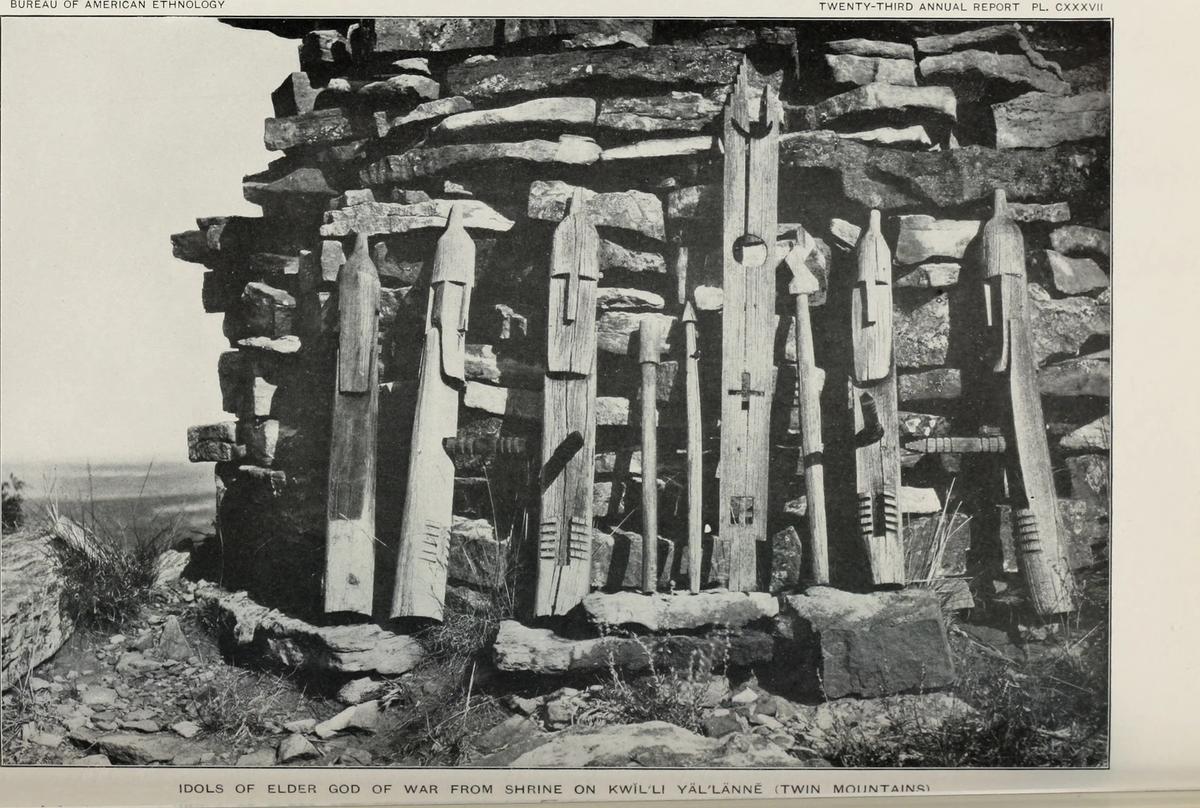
<box><xmin>0</xmin><ymin>18</ymin><xmax>297</xmax><ymax>462</ymax></box>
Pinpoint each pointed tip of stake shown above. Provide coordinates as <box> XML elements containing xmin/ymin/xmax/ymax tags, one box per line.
<box><xmin>868</xmin><ymin>209</ymin><xmax>882</xmax><ymax>231</ymax></box>
<box><xmin>350</xmin><ymin>230</ymin><xmax>369</xmax><ymax>257</ymax></box>
<box><xmin>445</xmin><ymin>203</ymin><xmax>465</xmax><ymax>230</ymax></box>
<box><xmin>568</xmin><ymin>187</ymin><xmax>588</xmax><ymax>216</ymax></box>
<box><xmin>681</xmin><ymin>300</ymin><xmax>698</xmax><ymax>324</ymax></box>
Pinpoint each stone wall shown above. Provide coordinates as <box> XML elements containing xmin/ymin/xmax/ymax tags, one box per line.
<box><xmin>172</xmin><ymin>18</ymin><xmax>1110</xmax><ymax>622</ymax></box>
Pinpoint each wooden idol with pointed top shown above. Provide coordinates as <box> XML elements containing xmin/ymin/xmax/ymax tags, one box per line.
<box><xmin>719</xmin><ymin>57</ymin><xmax>780</xmax><ymax>592</ymax></box>
<box><xmin>983</xmin><ymin>189</ymin><xmax>1076</xmax><ymax>616</ymax></box>
<box><xmin>537</xmin><ymin>190</ymin><xmax>600</xmax><ymax>616</ymax></box>
<box><xmin>391</xmin><ymin>206</ymin><xmax>475</xmax><ymax>621</ymax></box>
<box><xmin>638</xmin><ymin>318</ymin><xmax>664</xmax><ymax>594</ymax></box>
<box><xmin>681</xmin><ymin>300</ymin><xmax>704</xmax><ymax>593</ymax></box>
<box><xmin>850</xmin><ymin>210</ymin><xmax>905</xmax><ymax>586</ymax></box>
<box><xmin>325</xmin><ymin>232</ymin><xmax>381</xmax><ymax>616</ymax></box>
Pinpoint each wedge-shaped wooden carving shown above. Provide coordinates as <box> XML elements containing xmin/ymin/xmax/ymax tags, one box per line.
<box><xmin>850</xmin><ymin>211</ymin><xmax>905</xmax><ymax>586</ymax></box>
<box><xmin>719</xmin><ymin>59</ymin><xmax>780</xmax><ymax>592</ymax></box>
<box><xmin>681</xmin><ymin>301</ymin><xmax>704</xmax><ymax>593</ymax></box>
<box><xmin>392</xmin><ymin>206</ymin><xmax>475</xmax><ymax>621</ymax></box>
<box><xmin>983</xmin><ymin>189</ymin><xmax>1076</xmax><ymax>616</ymax></box>
<box><xmin>784</xmin><ymin>249</ymin><xmax>829</xmax><ymax>585</ymax></box>
<box><xmin>639</xmin><ymin>318</ymin><xmax>665</xmax><ymax>593</ymax></box>
<box><xmin>325</xmin><ymin>233</ymin><xmax>381</xmax><ymax>615</ymax></box>
<box><xmin>537</xmin><ymin>190</ymin><xmax>600</xmax><ymax>616</ymax></box>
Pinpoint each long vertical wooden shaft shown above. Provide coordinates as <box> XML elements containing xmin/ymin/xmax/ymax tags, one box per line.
<box><xmin>682</xmin><ymin>302</ymin><xmax>703</xmax><ymax>593</ymax></box>
<box><xmin>719</xmin><ymin>58</ymin><xmax>780</xmax><ymax>592</ymax></box>
<box><xmin>851</xmin><ymin>210</ymin><xmax>904</xmax><ymax>586</ymax></box>
<box><xmin>639</xmin><ymin>319</ymin><xmax>662</xmax><ymax>594</ymax></box>
<box><xmin>788</xmin><ymin>264</ymin><xmax>829</xmax><ymax>585</ymax></box>
<box><xmin>392</xmin><ymin>207</ymin><xmax>475</xmax><ymax>620</ymax></box>
<box><xmin>325</xmin><ymin>233</ymin><xmax>380</xmax><ymax>615</ymax></box>
<box><xmin>536</xmin><ymin>190</ymin><xmax>600</xmax><ymax>616</ymax></box>
<box><xmin>983</xmin><ymin>189</ymin><xmax>1076</xmax><ymax>616</ymax></box>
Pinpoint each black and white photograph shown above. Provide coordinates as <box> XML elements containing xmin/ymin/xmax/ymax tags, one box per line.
<box><xmin>0</xmin><ymin>6</ymin><xmax>1190</xmax><ymax>802</ymax></box>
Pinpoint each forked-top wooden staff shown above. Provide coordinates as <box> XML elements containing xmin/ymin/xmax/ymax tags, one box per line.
<box><xmin>850</xmin><ymin>210</ymin><xmax>905</xmax><ymax>586</ymax></box>
<box><xmin>536</xmin><ymin>190</ymin><xmax>600</xmax><ymax>616</ymax></box>
<box><xmin>681</xmin><ymin>301</ymin><xmax>704</xmax><ymax>593</ymax></box>
<box><xmin>783</xmin><ymin>247</ymin><xmax>829</xmax><ymax>585</ymax></box>
<box><xmin>391</xmin><ymin>206</ymin><xmax>475</xmax><ymax>621</ymax></box>
<box><xmin>638</xmin><ymin>318</ymin><xmax>665</xmax><ymax>594</ymax></box>
<box><xmin>983</xmin><ymin>189</ymin><xmax>1076</xmax><ymax>616</ymax></box>
<box><xmin>719</xmin><ymin>57</ymin><xmax>780</xmax><ymax>592</ymax></box>
<box><xmin>325</xmin><ymin>232</ymin><xmax>381</xmax><ymax>616</ymax></box>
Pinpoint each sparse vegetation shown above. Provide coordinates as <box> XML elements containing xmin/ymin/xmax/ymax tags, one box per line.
<box><xmin>189</xmin><ymin>667</ymin><xmax>305</xmax><ymax>743</ymax></box>
<box><xmin>2</xmin><ymin>473</ymin><xmax>27</xmax><ymax>532</ymax></box>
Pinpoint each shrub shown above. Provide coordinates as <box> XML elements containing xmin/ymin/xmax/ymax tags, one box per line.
<box><xmin>2</xmin><ymin>473</ymin><xmax>26</xmax><ymax>532</ymax></box>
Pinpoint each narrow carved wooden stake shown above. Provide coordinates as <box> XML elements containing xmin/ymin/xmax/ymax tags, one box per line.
<box><xmin>639</xmin><ymin>318</ymin><xmax>664</xmax><ymax>594</ymax></box>
<box><xmin>682</xmin><ymin>301</ymin><xmax>704</xmax><ymax>594</ymax></box>
<box><xmin>719</xmin><ymin>58</ymin><xmax>780</xmax><ymax>591</ymax></box>
<box><xmin>784</xmin><ymin>249</ymin><xmax>829</xmax><ymax>585</ymax></box>
<box><xmin>325</xmin><ymin>233</ymin><xmax>380</xmax><ymax>615</ymax></box>
<box><xmin>905</xmin><ymin>436</ymin><xmax>1009</xmax><ymax>454</ymax></box>
<box><xmin>851</xmin><ymin>210</ymin><xmax>905</xmax><ymax>586</ymax></box>
<box><xmin>984</xmin><ymin>189</ymin><xmax>1076</xmax><ymax>616</ymax></box>
<box><xmin>537</xmin><ymin>190</ymin><xmax>600</xmax><ymax>616</ymax></box>
<box><xmin>674</xmin><ymin>242</ymin><xmax>690</xmax><ymax>307</ymax></box>
<box><xmin>391</xmin><ymin>207</ymin><xmax>475</xmax><ymax>620</ymax></box>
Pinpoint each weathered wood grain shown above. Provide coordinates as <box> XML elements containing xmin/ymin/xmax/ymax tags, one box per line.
<box><xmin>392</xmin><ymin>207</ymin><xmax>476</xmax><ymax>621</ymax></box>
<box><xmin>639</xmin><ymin>318</ymin><xmax>664</xmax><ymax>594</ymax></box>
<box><xmin>851</xmin><ymin>210</ymin><xmax>905</xmax><ymax>586</ymax></box>
<box><xmin>682</xmin><ymin>302</ymin><xmax>703</xmax><ymax>594</ymax></box>
<box><xmin>537</xmin><ymin>193</ymin><xmax>600</xmax><ymax>617</ymax></box>
<box><xmin>325</xmin><ymin>233</ymin><xmax>381</xmax><ymax>616</ymax></box>
<box><xmin>905</xmin><ymin>436</ymin><xmax>1008</xmax><ymax>454</ymax></box>
<box><xmin>719</xmin><ymin>60</ymin><xmax>779</xmax><ymax>592</ymax></box>
<box><xmin>983</xmin><ymin>190</ymin><xmax>1076</xmax><ymax>616</ymax></box>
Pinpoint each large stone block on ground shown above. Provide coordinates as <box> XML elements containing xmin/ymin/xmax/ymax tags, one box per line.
<box><xmin>445</xmin><ymin>47</ymin><xmax>741</xmax><ymax>101</ymax></box>
<box><xmin>492</xmin><ymin>621</ymin><xmax>773</xmax><ymax>674</ymax></box>
<box><xmin>197</xmin><ymin>586</ymin><xmax>423</xmax><ymax>676</ymax></box>
<box><xmin>776</xmin><ymin>587</ymin><xmax>956</xmax><ymax>699</ymax></box>
<box><xmin>2</xmin><ymin>528</ymin><xmax>81</xmax><ymax>691</ymax></box>
<box><xmin>993</xmin><ymin>91</ymin><xmax>1110</xmax><ymax>149</ymax></box>
<box><xmin>479</xmin><ymin>721</ymin><xmax>807</xmax><ymax>767</ymax></box>
<box><xmin>581</xmin><ymin>591</ymin><xmax>779</xmax><ymax>631</ymax></box>
<box><xmin>780</xmin><ymin>132</ymin><xmax>1101</xmax><ymax>211</ymax></box>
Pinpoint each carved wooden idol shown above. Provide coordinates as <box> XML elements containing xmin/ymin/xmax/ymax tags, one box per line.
<box><xmin>681</xmin><ymin>301</ymin><xmax>704</xmax><ymax>593</ymax></box>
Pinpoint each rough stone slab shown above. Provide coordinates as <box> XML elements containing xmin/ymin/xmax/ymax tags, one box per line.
<box><xmin>464</xmin><ymin>344</ymin><xmax>544</xmax><ymax>390</ymax></box>
<box><xmin>447</xmin><ymin>517</ymin><xmax>508</xmax><ymax>589</ymax></box>
<box><xmin>237</xmin><ymin>335</ymin><xmax>301</xmax><ymax>355</ymax></box>
<box><xmin>1065</xmin><ymin>454</ymin><xmax>1109</xmax><ymax>506</ymax></box>
<box><xmin>354</xmin><ymin>18</ymin><xmax>494</xmax><ymax>56</ymax></box>
<box><xmin>919</xmin><ymin>51</ymin><xmax>1070</xmax><ymax>97</ymax></box>
<box><xmin>196</xmin><ymin>586</ymin><xmax>424</xmax><ymax>676</ymax></box>
<box><xmin>486</xmin><ymin>721</ymin><xmax>805</xmax><ymax>767</ymax></box>
<box><xmin>598</xmin><ymin>92</ymin><xmax>722</xmax><ymax>134</ymax></box>
<box><xmin>794</xmin><ymin>83</ymin><xmax>956</xmax><ymax>131</ymax></box>
<box><xmin>1009</xmin><ymin>201</ymin><xmax>1071</xmax><ymax>224</ymax></box>
<box><xmin>264</xmin><ymin>108</ymin><xmax>374</xmax><ymax>152</ymax></box>
<box><xmin>825</xmin><ymin>54</ymin><xmax>916</xmax><ymax>87</ymax></box>
<box><xmin>901</xmin><ymin>486</ymin><xmax>942</xmax><ymax>514</ymax></box>
<box><xmin>596</xmin><ymin>311</ymin><xmax>675</xmax><ymax>356</ymax></box>
<box><xmin>187</xmin><ymin>422</ymin><xmax>237</xmax><ymax>444</ymax></box>
<box><xmin>829</xmin><ymin>218</ymin><xmax>861</xmax><ymax>250</ymax></box>
<box><xmin>502</xmin><ymin>19</ymin><xmax>654</xmax><ymax>46</ymax></box>
<box><xmin>1038</xmin><ymin>352</ymin><xmax>1109</xmax><ymax>397</ymax></box>
<box><xmin>896</xmin><ymin>262</ymin><xmax>960</xmax><ymax>288</ymax></box>
<box><xmin>299</xmin><ymin>29</ymin><xmax>350</xmax><ymax>71</ymax></box>
<box><xmin>895</xmin><ymin>216</ymin><xmax>981</xmax><ymax>265</ymax></box>
<box><xmin>600</xmin><ymin>135</ymin><xmax>713</xmax><ymax>162</ymax></box>
<box><xmin>780</xmin><ymin>131</ymin><xmax>1101</xmax><ymax>211</ymax></box>
<box><xmin>433</xmin><ymin>97</ymin><xmax>597</xmax><ymax>137</ymax></box>
<box><xmin>1050</xmin><ymin>225</ymin><xmax>1110</xmax><ymax>260</ymax></box>
<box><xmin>827</xmin><ymin>38</ymin><xmax>914</xmax><ymax>60</ymax></box>
<box><xmin>446</xmin><ymin>47</ymin><xmax>741</xmax><ymax>101</ymax></box>
<box><xmin>528</xmin><ymin>180</ymin><xmax>665</xmax><ymax>242</ymax></box>
<box><xmin>589</xmin><ymin>528</ymin><xmax>676</xmax><ymax>589</ymax></box>
<box><xmin>462</xmin><ymin>381</ymin><xmax>541</xmax><ymax>420</ymax></box>
<box><xmin>563</xmin><ymin>30</ymin><xmax>650</xmax><ymax>49</ymax></box>
<box><xmin>1060</xmin><ymin>415</ymin><xmax>1111</xmax><ymax>452</ymax></box>
<box><xmin>915</xmin><ymin>23</ymin><xmax>1064</xmax><ymax>79</ymax></box>
<box><xmin>94</xmin><ymin>734</ymin><xmax>188</xmax><ymax>765</ymax></box>
<box><xmin>492</xmin><ymin>621</ymin><xmax>774</xmax><ymax>674</ymax></box>
<box><xmin>188</xmin><ymin>439</ymin><xmax>238</xmax><ymax>463</ymax></box>
<box><xmin>838</xmin><ymin>125</ymin><xmax>931</xmax><ymax>149</ymax></box>
<box><xmin>1032</xmin><ymin>250</ymin><xmax>1108</xmax><ymax>295</ymax></box>
<box><xmin>361</xmin><ymin>136</ymin><xmax>601</xmax><ymax>185</ymax></box>
<box><xmin>376</xmin><ymin>96</ymin><xmax>473</xmax><ymax>136</ymax></box>
<box><xmin>272</xmin><ymin>72</ymin><xmax>321</xmax><ymax>117</ymax></box>
<box><xmin>581</xmin><ymin>591</ymin><xmax>779</xmax><ymax>631</ymax></box>
<box><xmin>895</xmin><ymin>293</ymin><xmax>950</xmax><ymax>368</ymax></box>
<box><xmin>899</xmin><ymin>368</ymin><xmax>962</xmax><ymax>401</ymax></box>
<box><xmin>243</xmin><ymin>168</ymin><xmax>339</xmax><ymax>205</ymax></box>
<box><xmin>777</xmin><ymin>587</ymin><xmax>956</xmax><ymax>698</ymax></box>
<box><xmin>320</xmin><ymin>200</ymin><xmax>513</xmax><ymax>237</ymax></box>
<box><xmin>993</xmin><ymin>91</ymin><xmax>1109</xmax><ymax>149</ymax></box>
<box><xmin>356</xmin><ymin>75</ymin><xmax>440</xmax><ymax>107</ymax></box>
<box><xmin>905</xmin><ymin>512</ymin><xmax>970</xmax><ymax>579</ymax></box>
<box><xmin>1029</xmin><ymin>284</ymin><xmax>1110</xmax><ymax>365</ymax></box>
<box><xmin>600</xmin><ymin>240</ymin><xmax>667</xmax><ymax>274</ymax></box>
<box><xmin>1000</xmin><ymin>499</ymin><xmax>1106</xmax><ymax>572</ymax></box>
<box><xmin>596</xmin><ymin>287</ymin><xmax>665</xmax><ymax>311</ymax></box>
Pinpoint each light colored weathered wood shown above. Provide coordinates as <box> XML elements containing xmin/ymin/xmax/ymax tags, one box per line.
<box><xmin>682</xmin><ymin>301</ymin><xmax>704</xmax><ymax>594</ymax></box>
<box><xmin>537</xmin><ymin>193</ymin><xmax>600</xmax><ymax>616</ymax></box>
<box><xmin>639</xmin><ymin>318</ymin><xmax>664</xmax><ymax>594</ymax></box>
<box><xmin>984</xmin><ymin>189</ymin><xmax>1076</xmax><ymax>616</ymax></box>
<box><xmin>851</xmin><ymin>210</ymin><xmax>905</xmax><ymax>586</ymax></box>
<box><xmin>325</xmin><ymin>233</ymin><xmax>380</xmax><ymax>615</ymax></box>
<box><xmin>719</xmin><ymin>59</ymin><xmax>780</xmax><ymax>592</ymax></box>
<box><xmin>785</xmin><ymin>252</ymin><xmax>829</xmax><ymax>586</ymax></box>
<box><xmin>392</xmin><ymin>207</ymin><xmax>475</xmax><ymax>621</ymax></box>
<box><xmin>905</xmin><ymin>436</ymin><xmax>1008</xmax><ymax>454</ymax></box>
